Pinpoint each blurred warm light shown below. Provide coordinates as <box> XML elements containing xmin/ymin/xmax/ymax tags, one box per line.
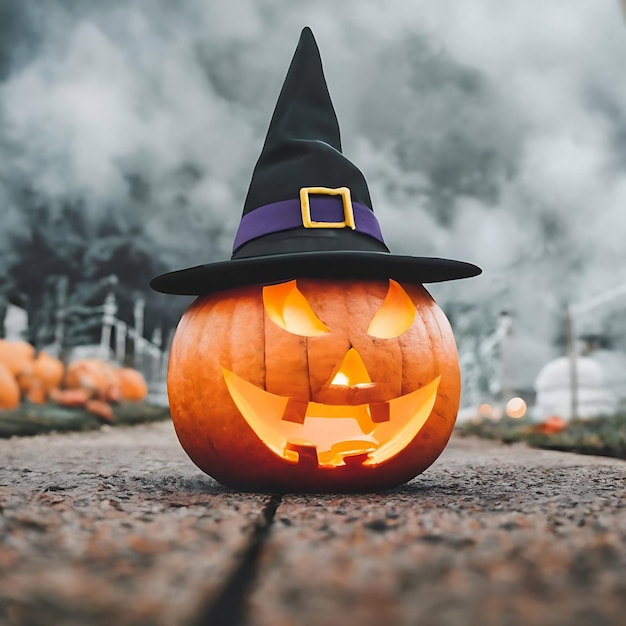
<box><xmin>506</xmin><ymin>397</ymin><xmax>527</xmax><ymax>418</ymax></box>
<box><xmin>478</xmin><ymin>402</ymin><xmax>493</xmax><ymax>418</ymax></box>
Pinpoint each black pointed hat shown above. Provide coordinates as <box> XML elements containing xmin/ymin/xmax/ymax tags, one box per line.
<box><xmin>150</xmin><ymin>27</ymin><xmax>481</xmax><ymax>296</ymax></box>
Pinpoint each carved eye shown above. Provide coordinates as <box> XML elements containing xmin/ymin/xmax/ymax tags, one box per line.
<box><xmin>263</xmin><ymin>280</ymin><xmax>330</xmax><ymax>337</ymax></box>
<box><xmin>367</xmin><ymin>279</ymin><xmax>416</xmax><ymax>339</ymax></box>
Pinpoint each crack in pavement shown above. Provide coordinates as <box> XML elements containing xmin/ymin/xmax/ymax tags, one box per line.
<box><xmin>191</xmin><ymin>493</ymin><xmax>283</xmax><ymax>626</ymax></box>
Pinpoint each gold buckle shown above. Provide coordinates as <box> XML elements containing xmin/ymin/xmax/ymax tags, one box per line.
<box><xmin>300</xmin><ymin>187</ymin><xmax>356</xmax><ymax>230</ymax></box>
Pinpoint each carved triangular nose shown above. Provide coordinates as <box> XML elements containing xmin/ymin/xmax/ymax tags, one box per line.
<box><xmin>330</xmin><ymin>348</ymin><xmax>372</xmax><ymax>387</ymax></box>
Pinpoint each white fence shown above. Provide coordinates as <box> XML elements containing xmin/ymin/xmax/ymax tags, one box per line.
<box><xmin>98</xmin><ymin>290</ymin><xmax>168</xmax><ymax>382</ymax></box>
<box><xmin>4</xmin><ymin>278</ymin><xmax>169</xmax><ymax>384</ymax></box>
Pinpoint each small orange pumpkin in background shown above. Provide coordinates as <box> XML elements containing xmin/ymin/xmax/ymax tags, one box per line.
<box><xmin>25</xmin><ymin>379</ymin><xmax>47</xmax><ymax>404</ymax></box>
<box><xmin>168</xmin><ymin>279</ymin><xmax>461</xmax><ymax>492</ymax></box>
<box><xmin>115</xmin><ymin>368</ymin><xmax>148</xmax><ymax>402</ymax></box>
<box><xmin>0</xmin><ymin>361</ymin><xmax>20</xmax><ymax>410</ymax></box>
<box><xmin>0</xmin><ymin>339</ymin><xmax>35</xmax><ymax>378</ymax></box>
<box><xmin>32</xmin><ymin>352</ymin><xmax>65</xmax><ymax>391</ymax></box>
<box><xmin>65</xmin><ymin>359</ymin><xmax>120</xmax><ymax>402</ymax></box>
<box><xmin>19</xmin><ymin>352</ymin><xmax>65</xmax><ymax>401</ymax></box>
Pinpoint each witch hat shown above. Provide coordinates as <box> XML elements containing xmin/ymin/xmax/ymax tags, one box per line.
<box><xmin>150</xmin><ymin>27</ymin><xmax>481</xmax><ymax>296</ymax></box>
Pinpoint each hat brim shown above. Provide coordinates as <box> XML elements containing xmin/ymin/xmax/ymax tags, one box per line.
<box><xmin>150</xmin><ymin>251</ymin><xmax>481</xmax><ymax>296</ymax></box>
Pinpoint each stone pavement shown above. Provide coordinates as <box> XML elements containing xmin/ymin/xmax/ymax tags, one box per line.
<box><xmin>0</xmin><ymin>422</ymin><xmax>624</xmax><ymax>626</ymax></box>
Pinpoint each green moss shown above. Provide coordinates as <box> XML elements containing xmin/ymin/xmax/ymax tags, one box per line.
<box><xmin>457</xmin><ymin>413</ymin><xmax>626</xmax><ymax>460</ymax></box>
<box><xmin>0</xmin><ymin>403</ymin><xmax>171</xmax><ymax>438</ymax></box>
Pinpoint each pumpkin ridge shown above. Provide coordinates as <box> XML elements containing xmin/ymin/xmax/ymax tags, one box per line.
<box><xmin>300</xmin><ymin>280</ymin><xmax>351</xmax><ymax>396</ymax></box>
<box><xmin>430</xmin><ymin>406</ymin><xmax>449</xmax><ymax>419</ymax></box>
<box><xmin>426</xmin><ymin>304</ymin><xmax>461</xmax><ymax>427</ymax></box>
<box><xmin>177</xmin><ymin>296</ymin><xmax>204</xmax><ymax>339</ymax></box>
<box><xmin>231</xmin><ymin>292</ymin><xmax>266</xmax><ymax>390</ymax></box>
<box><xmin>397</xmin><ymin>285</ymin><xmax>435</xmax><ymax>396</ymax></box>
<box><xmin>347</xmin><ymin>281</ymin><xmax>401</xmax><ymax>398</ymax></box>
<box><xmin>398</xmin><ymin>321</ymin><xmax>411</xmax><ymax>394</ymax></box>
<box><xmin>414</xmin><ymin>295</ymin><xmax>441</xmax><ymax>390</ymax></box>
<box><xmin>420</xmin><ymin>301</ymin><xmax>454</xmax><ymax>402</ymax></box>
<box><xmin>414</xmin><ymin>301</ymin><xmax>436</xmax><ymax>373</ymax></box>
<box><xmin>405</xmin><ymin>284</ymin><xmax>460</xmax><ymax>440</ymax></box>
<box><xmin>305</xmin><ymin>337</ymin><xmax>313</xmax><ymax>399</ymax></box>
<box><xmin>424</xmin><ymin>296</ymin><xmax>461</xmax><ymax>392</ymax></box>
<box><xmin>260</xmin><ymin>292</ymin><xmax>267</xmax><ymax>392</ymax></box>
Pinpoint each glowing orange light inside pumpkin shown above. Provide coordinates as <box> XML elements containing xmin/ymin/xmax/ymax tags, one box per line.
<box><xmin>263</xmin><ymin>281</ymin><xmax>330</xmax><ymax>336</ymax></box>
<box><xmin>330</xmin><ymin>348</ymin><xmax>372</xmax><ymax>388</ymax></box>
<box><xmin>220</xmin><ymin>279</ymin><xmax>441</xmax><ymax>468</ymax></box>
<box><xmin>367</xmin><ymin>279</ymin><xmax>416</xmax><ymax>339</ymax></box>
<box><xmin>506</xmin><ymin>397</ymin><xmax>527</xmax><ymax>418</ymax></box>
<box><xmin>223</xmin><ymin>366</ymin><xmax>440</xmax><ymax>468</ymax></box>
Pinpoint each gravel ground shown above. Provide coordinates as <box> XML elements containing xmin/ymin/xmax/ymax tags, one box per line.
<box><xmin>249</xmin><ymin>438</ymin><xmax>626</xmax><ymax>626</ymax></box>
<box><xmin>0</xmin><ymin>422</ymin><xmax>624</xmax><ymax>626</ymax></box>
<box><xmin>0</xmin><ymin>422</ymin><xmax>268</xmax><ymax>626</ymax></box>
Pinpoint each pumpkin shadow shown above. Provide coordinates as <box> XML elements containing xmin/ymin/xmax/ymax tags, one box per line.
<box><xmin>110</xmin><ymin>472</ymin><xmax>236</xmax><ymax>499</ymax></box>
<box><xmin>122</xmin><ymin>470</ymin><xmax>446</xmax><ymax>499</ymax></box>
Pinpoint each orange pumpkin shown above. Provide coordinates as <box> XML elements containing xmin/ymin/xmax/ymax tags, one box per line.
<box><xmin>20</xmin><ymin>351</ymin><xmax>65</xmax><ymax>398</ymax></box>
<box><xmin>0</xmin><ymin>362</ymin><xmax>20</xmax><ymax>410</ymax></box>
<box><xmin>115</xmin><ymin>368</ymin><xmax>148</xmax><ymax>402</ymax></box>
<box><xmin>25</xmin><ymin>379</ymin><xmax>47</xmax><ymax>404</ymax></box>
<box><xmin>32</xmin><ymin>352</ymin><xmax>65</xmax><ymax>391</ymax></box>
<box><xmin>17</xmin><ymin>352</ymin><xmax>65</xmax><ymax>404</ymax></box>
<box><xmin>0</xmin><ymin>340</ymin><xmax>35</xmax><ymax>377</ymax></box>
<box><xmin>65</xmin><ymin>359</ymin><xmax>120</xmax><ymax>401</ymax></box>
<box><xmin>168</xmin><ymin>278</ymin><xmax>460</xmax><ymax>492</ymax></box>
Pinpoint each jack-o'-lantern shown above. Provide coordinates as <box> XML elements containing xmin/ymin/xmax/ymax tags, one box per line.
<box><xmin>151</xmin><ymin>28</ymin><xmax>481</xmax><ymax>492</ymax></box>
<box><xmin>167</xmin><ymin>278</ymin><xmax>461</xmax><ymax>491</ymax></box>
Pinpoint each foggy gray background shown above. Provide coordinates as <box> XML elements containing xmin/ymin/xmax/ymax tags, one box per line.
<box><xmin>1</xmin><ymin>0</ymin><xmax>626</xmax><ymax>398</ymax></box>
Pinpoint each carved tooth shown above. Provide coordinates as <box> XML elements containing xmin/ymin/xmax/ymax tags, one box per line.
<box><xmin>281</xmin><ymin>398</ymin><xmax>309</xmax><ymax>424</ymax></box>
<box><xmin>343</xmin><ymin>451</ymin><xmax>371</xmax><ymax>467</ymax></box>
<box><xmin>285</xmin><ymin>441</ymin><xmax>319</xmax><ymax>467</ymax></box>
<box><xmin>369</xmin><ymin>402</ymin><xmax>391</xmax><ymax>423</ymax></box>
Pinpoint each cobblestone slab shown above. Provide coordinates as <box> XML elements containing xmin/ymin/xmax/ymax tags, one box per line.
<box><xmin>1</xmin><ymin>424</ymin><xmax>624</xmax><ymax>626</ymax></box>
<box><xmin>0</xmin><ymin>422</ymin><xmax>269</xmax><ymax>626</ymax></box>
<box><xmin>248</xmin><ymin>438</ymin><xmax>626</xmax><ymax>626</ymax></box>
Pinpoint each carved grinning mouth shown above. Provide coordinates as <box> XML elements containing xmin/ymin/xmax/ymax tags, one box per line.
<box><xmin>222</xmin><ymin>368</ymin><xmax>441</xmax><ymax>468</ymax></box>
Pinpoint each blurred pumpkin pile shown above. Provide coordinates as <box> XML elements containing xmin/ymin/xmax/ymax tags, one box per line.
<box><xmin>0</xmin><ymin>339</ymin><xmax>148</xmax><ymax>421</ymax></box>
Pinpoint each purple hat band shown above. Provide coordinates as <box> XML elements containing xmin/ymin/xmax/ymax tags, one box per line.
<box><xmin>232</xmin><ymin>196</ymin><xmax>385</xmax><ymax>254</ymax></box>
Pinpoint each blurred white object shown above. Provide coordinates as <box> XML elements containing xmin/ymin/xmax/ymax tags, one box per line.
<box><xmin>534</xmin><ymin>356</ymin><xmax>618</xmax><ymax>420</ymax></box>
<box><xmin>590</xmin><ymin>349</ymin><xmax>626</xmax><ymax>404</ymax></box>
<box><xmin>4</xmin><ymin>305</ymin><xmax>28</xmax><ymax>340</ymax></box>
